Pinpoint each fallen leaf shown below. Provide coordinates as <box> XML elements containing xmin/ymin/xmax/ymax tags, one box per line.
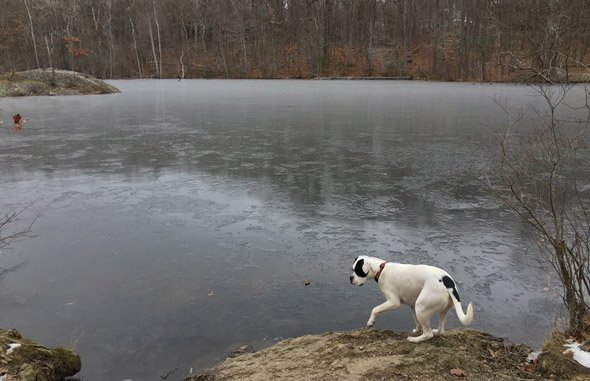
<box><xmin>207</xmin><ymin>291</ymin><xmax>215</xmax><ymax>297</ymax></box>
<box><xmin>525</xmin><ymin>362</ymin><xmax>537</xmax><ymax>373</ymax></box>
<box><xmin>450</xmin><ymin>368</ymin><xmax>467</xmax><ymax>377</ymax></box>
<box><xmin>304</xmin><ymin>280</ymin><xmax>311</xmax><ymax>286</ymax></box>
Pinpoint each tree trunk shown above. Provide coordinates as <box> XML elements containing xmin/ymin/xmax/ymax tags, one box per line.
<box><xmin>153</xmin><ymin>1</ymin><xmax>163</xmax><ymax>78</ymax></box>
<box><xmin>366</xmin><ymin>0</ymin><xmax>375</xmax><ymax>76</ymax></box>
<box><xmin>179</xmin><ymin>51</ymin><xmax>185</xmax><ymax>80</ymax></box>
<box><xmin>402</xmin><ymin>0</ymin><xmax>409</xmax><ymax>51</ymax></box>
<box><xmin>23</xmin><ymin>0</ymin><xmax>40</xmax><ymax>69</ymax></box>
<box><xmin>201</xmin><ymin>24</ymin><xmax>206</xmax><ymax>77</ymax></box>
<box><xmin>44</xmin><ymin>35</ymin><xmax>53</xmax><ymax>69</ymax></box>
<box><xmin>107</xmin><ymin>0</ymin><xmax>114</xmax><ymax>79</ymax></box>
<box><xmin>322</xmin><ymin>0</ymin><xmax>332</xmax><ymax>75</ymax></box>
<box><xmin>148</xmin><ymin>17</ymin><xmax>160</xmax><ymax>78</ymax></box>
<box><xmin>130</xmin><ymin>17</ymin><xmax>143</xmax><ymax>78</ymax></box>
<box><xmin>458</xmin><ymin>1</ymin><xmax>469</xmax><ymax>80</ymax></box>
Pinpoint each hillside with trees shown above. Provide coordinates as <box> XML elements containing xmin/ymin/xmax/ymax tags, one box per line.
<box><xmin>1</xmin><ymin>1</ymin><xmax>589</xmax><ymax>81</ymax></box>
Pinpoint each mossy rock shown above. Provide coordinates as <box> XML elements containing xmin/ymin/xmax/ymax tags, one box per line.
<box><xmin>0</xmin><ymin>328</ymin><xmax>81</xmax><ymax>380</ymax></box>
<box><xmin>533</xmin><ymin>332</ymin><xmax>590</xmax><ymax>380</ymax></box>
<box><xmin>0</xmin><ymin>69</ymin><xmax>119</xmax><ymax>97</ymax></box>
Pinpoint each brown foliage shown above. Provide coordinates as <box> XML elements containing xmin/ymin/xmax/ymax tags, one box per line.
<box><xmin>1</xmin><ymin>0</ymin><xmax>588</xmax><ymax>80</ymax></box>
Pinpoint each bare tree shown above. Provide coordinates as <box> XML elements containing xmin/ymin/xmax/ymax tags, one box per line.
<box><xmin>44</xmin><ymin>35</ymin><xmax>53</xmax><ymax>69</ymax></box>
<box><xmin>1</xmin><ymin>0</ymin><xmax>589</xmax><ymax>79</ymax></box>
<box><xmin>153</xmin><ymin>1</ymin><xmax>163</xmax><ymax>79</ymax></box>
<box><xmin>485</xmin><ymin>83</ymin><xmax>590</xmax><ymax>335</ymax></box>
<box><xmin>148</xmin><ymin>15</ymin><xmax>160</xmax><ymax>78</ymax></box>
<box><xmin>129</xmin><ymin>17</ymin><xmax>143</xmax><ymax>78</ymax></box>
<box><xmin>22</xmin><ymin>0</ymin><xmax>40</xmax><ymax>69</ymax></box>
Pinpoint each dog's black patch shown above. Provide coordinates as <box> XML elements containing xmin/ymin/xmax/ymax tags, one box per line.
<box><xmin>442</xmin><ymin>275</ymin><xmax>461</xmax><ymax>302</ymax></box>
<box><xmin>354</xmin><ymin>258</ymin><xmax>368</xmax><ymax>277</ymax></box>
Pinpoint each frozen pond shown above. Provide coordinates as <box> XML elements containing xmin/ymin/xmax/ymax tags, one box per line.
<box><xmin>0</xmin><ymin>80</ymin><xmax>587</xmax><ymax>380</ymax></box>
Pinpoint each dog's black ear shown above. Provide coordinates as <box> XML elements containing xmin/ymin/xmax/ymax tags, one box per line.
<box><xmin>354</xmin><ymin>258</ymin><xmax>368</xmax><ymax>277</ymax></box>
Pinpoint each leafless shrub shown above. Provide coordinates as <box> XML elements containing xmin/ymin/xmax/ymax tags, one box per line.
<box><xmin>0</xmin><ymin>203</ymin><xmax>38</xmax><ymax>277</ymax></box>
<box><xmin>484</xmin><ymin>84</ymin><xmax>590</xmax><ymax>336</ymax></box>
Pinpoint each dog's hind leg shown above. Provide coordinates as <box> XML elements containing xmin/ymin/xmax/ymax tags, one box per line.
<box><xmin>407</xmin><ymin>305</ymin><xmax>435</xmax><ymax>343</ymax></box>
<box><xmin>367</xmin><ymin>298</ymin><xmax>400</xmax><ymax>327</ymax></box>
<box><xmin>410</xmin><ymin>306</ymin><xmax>422</xmax><ymax>335</ymax></box>
<box><xmin>407</xmin><ymin>290</ymin><xmax>446</xmax><ymax>343</ymax></box>
<box><xmin>436</xmin><ymin>302</ymin><xmax>453</xmax><ymax>335</ymax></box>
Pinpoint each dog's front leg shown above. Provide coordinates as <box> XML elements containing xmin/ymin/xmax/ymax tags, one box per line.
<box><xmin>410</xmin><ymin>306</ymin><xmax>421</xmax><ymax>334</ymax></box>
<box><xmin>367</xmin><ymin>299</ymin><xmax>400</xmax><ymax>327</ymax></box>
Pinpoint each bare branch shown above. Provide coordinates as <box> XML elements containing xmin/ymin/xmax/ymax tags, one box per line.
<box><xmin>485</xmin><ymin>79</ymin><xmax>590</xmax><ymax>334</ymax></box>
<box><xmin>0</xmin><ymin>203</ymin><xmax>40</xmax><ymax>249</ymax></box>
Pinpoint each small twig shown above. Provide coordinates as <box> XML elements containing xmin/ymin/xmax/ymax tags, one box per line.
<box><xmin>0</xmin><ymin>203</ymin><xmax>40</xmax><ymax>249</ymax></box>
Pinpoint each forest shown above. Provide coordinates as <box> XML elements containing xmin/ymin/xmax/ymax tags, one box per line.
<box><xmin>1</xmin><ymin>0</ymin><xmax>589</xmax><ymax>81</ymax></box>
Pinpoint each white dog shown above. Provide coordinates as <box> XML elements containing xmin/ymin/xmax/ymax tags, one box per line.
<box><xmin>350</xmin><ymin>255</ymin><xmax>474</xmax><ymax>343</ymax></box>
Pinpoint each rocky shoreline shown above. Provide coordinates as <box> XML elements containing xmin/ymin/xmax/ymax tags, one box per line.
<box><xmin>188</xmin><ymin>328</ymin><xmax>590</xmax><ymax>381</ymax></box>
<box><xmin>2</xmin><ymin>323</ymin><xmax>588</xmax><ymax>380</ymax></box>
<box><xmin>0</xmin><ymin>69</ymin><xmax>119</xmax><ymax>97</ymax></box>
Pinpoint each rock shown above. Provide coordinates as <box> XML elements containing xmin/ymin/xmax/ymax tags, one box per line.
<box><xmin>158</xmin><ymin>368</ymin><xmax>177</xmax><ymax>379</ymax></box>
<box><xmin>230</xmin><ymin>344</ymin><xmax>255</xmax><ymax>357</ymax></box>
<box><xmin>0</xmin><ymin>328</ymin><xmax>81</xmax><ymax>380</ymax></box>
<box><xmin>534</xmin><ymin>332</ymin><xmax>590</xmax><ymax>379</ymax></box>
<box><xmin>0</xmin><ymin>69</ymin><xmax>119</xmax><ymax>97</ymax></box>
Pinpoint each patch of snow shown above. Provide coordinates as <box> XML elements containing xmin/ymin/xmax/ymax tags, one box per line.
<box><xmin>7</xmin><ymin>343</ymin><xmax>22</xmax><ymax>354</ymax></box>
<box><xmin>563</xmin><ymin>342</ymin><xmax>590</xmax><ymax>368</ymax></box>
<box><xmin>527</xmin><ymin>351</ymin><xmax>541</xmax><ymax>362</ymax></box>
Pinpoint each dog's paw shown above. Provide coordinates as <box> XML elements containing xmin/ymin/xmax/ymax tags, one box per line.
<box><xmin>407</xmin><ymin>333</ymin><xmax>434</xmax><ymax>343</ymax></box>
<box><xmin>432</xmin><ymin>329</ymin><xmax>439</xmax><ymax>336</ymax></box>
<box><xmin>411</xmin><ymin>328</ymin><xmax>421</xmax><ymax>335</ymax></box>
<box><xmin>366</xmin><ymin>321</ymin><xmax>374</xmax><ymax>328</ymax></box>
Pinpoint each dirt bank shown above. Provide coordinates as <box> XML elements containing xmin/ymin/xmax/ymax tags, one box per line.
<box><xmin>189</xmin><ymin>328</ymin><xmax>590</xmax><ymax>381</ymax></box>
<box><xmin>0</xmin><ymin>328</ymin><xmax>81</xmax><ymax>380</ymax></box>
<box><xmin>0</xmin><ymin>69</ymin><xmax>119</xmax><ymax>97</ymax></box>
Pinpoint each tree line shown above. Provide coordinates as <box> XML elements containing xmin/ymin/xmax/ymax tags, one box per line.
<box><xmin>1</xmin><ymin>0</ymin><xmax>589</xmax><ymax>81</ymax></box>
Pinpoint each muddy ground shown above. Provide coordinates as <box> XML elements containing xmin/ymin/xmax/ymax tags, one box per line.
<box><xmin>189</xmin><ymin>328</ymin><xmax>590</xmax><ymax>381</ymax></box>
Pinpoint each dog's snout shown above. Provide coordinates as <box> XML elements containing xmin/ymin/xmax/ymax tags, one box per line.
<box><xmin>349</xmin><ymin>275</ymin><xmax>354</xmax><ymax>284</ymax></box>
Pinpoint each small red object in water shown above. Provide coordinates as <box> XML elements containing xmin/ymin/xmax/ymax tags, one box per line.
<box><xmin>12</xmin><ymin>114</ymin><xmax>23</xmax><ymax>131</ymax></box>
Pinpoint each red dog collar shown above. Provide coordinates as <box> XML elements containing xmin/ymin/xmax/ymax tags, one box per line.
<box><xmin>375</xmin><ymin>262</ymin><xmax>387</xmax><ymax>282</ymax></box>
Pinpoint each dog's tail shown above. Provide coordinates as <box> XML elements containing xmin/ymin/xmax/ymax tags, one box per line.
<box><xmin>441</xmin><ymin>275</ymin><xmax>473</xmax><ymax>325</ymax></box>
